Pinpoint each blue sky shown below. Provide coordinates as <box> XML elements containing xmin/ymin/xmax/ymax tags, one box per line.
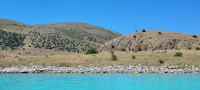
<box><xmin>0</xmin><ymin>0</ymin><xmax>200</xmax><ymax>35</ymax></box>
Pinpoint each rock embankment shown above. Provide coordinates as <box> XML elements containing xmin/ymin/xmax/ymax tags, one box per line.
<box><xmin>0</xmin><ymin>66</ymin><xmax>200</xmax><ymax>73</ymax></box>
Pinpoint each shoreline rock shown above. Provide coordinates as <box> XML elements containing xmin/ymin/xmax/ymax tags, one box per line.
<box><xmin>0</xmin><ymin>66</ymin><xmax>200</xmax><ymax>74</ymax></box>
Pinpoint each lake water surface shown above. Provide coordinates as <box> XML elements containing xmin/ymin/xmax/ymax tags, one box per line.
<box><xmin>0</xmin><ymin>73</ymin><xmax>200</xmax><ymax>90</ymax></box>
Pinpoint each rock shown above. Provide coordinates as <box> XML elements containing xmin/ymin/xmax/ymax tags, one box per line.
<box><xmin>0</xmin><ymin>65</ymin><xmax>200</xmax><ymax>73</ymax></box>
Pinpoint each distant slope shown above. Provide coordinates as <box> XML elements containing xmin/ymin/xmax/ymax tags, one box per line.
<box><xmin>100</xmin><ymin>30</ymin><xmax>200</xmax><ymax>51</ymax></box>
<box><xmin>39</xmin><ymin>22</ymin><xmax>121</xmax><ymax>44</ymax></box>
<box><xmin>0</xmin><ymin>19</ymin><xmax>26</xmax><ymax>25</ymax></box>
<box><xmin>0</xmin><ymin>29</ymin><xmax>26</xmax><ymax>50</ymax></box>
<box><xmin>0</xmin><ymin>19</ymin><xmax>29</xmax><ymax>33</ymax></box>
<box><xmin>0</xmin><ymin>19</ymin><xmax>121</xmax><ymax>54</ymax></box>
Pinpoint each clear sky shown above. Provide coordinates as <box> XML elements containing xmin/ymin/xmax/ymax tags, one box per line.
<box><xmin>0</xmin><ymin>0</ymin><xmax>200</xmax><ymax>35</ymax></box>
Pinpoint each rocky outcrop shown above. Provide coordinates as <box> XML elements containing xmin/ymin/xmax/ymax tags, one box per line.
<box><xmin>0</xmin><ymin>65</ymin><xmax>200</xmax><ymax>73</ymax></box>
<box><xmin>100</xmin><ymin>30</ymin><xmax>200</xmax><ymax>51</ymax></box>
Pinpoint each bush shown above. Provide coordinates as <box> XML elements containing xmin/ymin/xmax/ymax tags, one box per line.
<box><xmin>111</xmin><ymin>45</ymin><xmax>115</xmax><ymax>49</ymax></box>
<box><xmin>86</xmin><ymin>48</ymin><xmax>98</xmax><ymax>54</ymax></box>
<box><xmin>158</xmin><ymin>32</ymin><xmax>162</xmax><ymax>35</ymax></box>
<box><xmin>131</xmin><ymin>49</ymin><xmax>138</xmax><ymax>52</ymax></box>
<box><xmin>45</xmin><ymin>54</ymin><xmax>48</xmax><ymax>58</ymax></box>
<box><xmin>195</xmin><ymin>47</ymin><xmax>200</xmax><ymax>50</ymax></box>
<box><xmin>132</xmin><ymin>55</ymin><xmax>135</xmax><ymax>59</ymax></box>
<box><xmin>188</xmin><ymin>47</ymin><xmax>192</xmax><ymax>50</ymax></box>
<box><xmin>120</xmin><ymin>48</ymin><xmax>126</xmax><ymax>51</ymax></box>
<box><xmin>158</xmin><ymin>60</ymin><xmax>164</xmax><ymax>64</ymax></box>
<box><xmin>111</xmin><ymin>52</ymin><xmax>117</xmax><ymax>61</ymax></box>
<box><xmin>174</xmin><ymin>52</ymin><xmax>183</xmax><ymax>57</ymax></box>
<box><xmin>172</xmin><ymin>39</ymin><xmax>177</xmax><ymax>42</ymax></box>
<box><xmin>142</xmin><ymin>29</ymin><xmax>146</xmax><ymax>32</ymax></box>
<box><xmin>133</xmin><ymin>35</ymin><xmax>136</xmax><ymax>38</ymax></box>
<box><xmin>137</xmin><ymin>47</ymin><xmax>142</xmax><ymax>51</ymax></box>
<box><xmin>193</xmin><ymin>35</ymin><xmax>197</xmax><ymax>38</ymax></box>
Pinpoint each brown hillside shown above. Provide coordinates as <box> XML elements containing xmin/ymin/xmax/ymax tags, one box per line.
<box><xmin>38</xmin><ymin>22</ymin><xmax>121</xmax><ymax>43</ymax></box>
<box><xmin>0</xmin><ymin>19</ymin><xmax>26</xmax><ymax>25</ymax></box>
<box><xmin>0</xmin><ymin>19</ymin><xmax>121</xmax><ymax>54</ymax></box>
<box><xmin>100</xmin><ymin>30</ymin><xmax>200</xmax><ymax>51</ymax></box>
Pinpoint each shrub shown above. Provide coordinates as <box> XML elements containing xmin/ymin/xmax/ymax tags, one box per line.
<box><xmin>86</xmin><ymin>48</ymin><xmax>98</xmax><ymax>54</ymax></box>
<box><xmin>111</xmin><ymin>45</ymin><xmax>115</xmax><ymax>49</ymax></box>
<box><xmin>132</xmin><ymin>55</ymin><xmax>136</xmax><ymax>59</ymax></box>
<box><xmin>158</xmin><ymin>60</ymin><xmax>164</xmax><ymax>64</ymax></box>
<box><xmin>132</xmin><ymin>49</ymin><xmax>138</xmax><ymax>52</ymax></box>
<box><xmin>133</xmin><ymin>35</ymin><xmax>136</xmax><ymax>38</ymax></box>
<box><xmin>142</xmin><ymin>29</ymin><xmax>146</xmax><ymax>32</ymax></box>
<box><xmin>45</xmin><ymin>55</ymin><xmax>48</xmax><ymax>58</ymax></box>
<box><xmin>137</xmin><ymin>47</ymin><xmax>142</xmax><ymax>51</ymax></box>
<box><xmin>158</xmin><ymin>32</ymin><xmax>162</xmax><ymax>35</ymax></box>
<box><xmin>195</xmin><ymin>47</ymin><xmax>200</xmax><ymax>50</ymax></box>
<box><xmin>111</xmin><ymin>52</ymin><xmax>117</xmax><ymax>61</ymax></box>
<box><xmin>193</xmin><ymin>35</ymin><xmax>197</xmax><ymax>38</ymax></box>
<box><xmin>172</xmin><ymin>39</ymin><xmax>177</xmax><ymax>42</ymax></box>
<box><xmin>120</xmin><ymin>48</ymin><xmax>126</xmax><ymax>51</ymax></box>
<box><xmin>174</xmin><ymin>52</ymin><xmax>183</xmax><ymax>57</ymax></box>
<box><xmin>188</xmin><ymin>47</ymin><xmax>192</xmax><ymax>50</ymax></box>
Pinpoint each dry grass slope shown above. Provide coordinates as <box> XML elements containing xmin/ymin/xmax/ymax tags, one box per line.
<box><xmin>100</xmin><ymin>30</ymin><xmax>200</xmax><ymax>51</ymax></box>
<box><xmin>0</xmin><ymin>50</ymin><xmax>200</xmax><ymax>67</ymax></box>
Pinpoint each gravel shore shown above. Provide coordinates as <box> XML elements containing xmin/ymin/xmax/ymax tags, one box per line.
<box><xmin>0</xmin><ymin>66</ymin><xmax>200</xmax><ymax>73</ymax></box>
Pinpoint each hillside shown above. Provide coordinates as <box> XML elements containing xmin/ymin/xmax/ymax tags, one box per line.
<box><xmin>100</xmin><ymin>30</ymin><xmax>200</xmax><ymax>51</ymax></box>
<box><xmin>0</xmin><ymin>19</ymin><xmax>121</xmax><ymax>55</ymax></box>
<box><xmin>0</xmin><ymin>19</ymin><xmax>26</xmax><ymax>25</ymax></box>
<box><xmin>40</xmin><ymin>22</ymin><xmax>120</xmax><ymax>44</ymax></box>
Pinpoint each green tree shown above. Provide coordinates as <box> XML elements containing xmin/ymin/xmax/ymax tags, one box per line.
<box><xmin>142</xmin><ymin>29</ymin><xmax>146</xmax><ymax>32</ymax></box>
<box><xmin>195</xmin><ymin>47</ymin><xmax>200</xmax><ymax>50</ymax></box>
<box><xmin>133</xmin><ymin>35</ymin><xmax>136</xmax><ymax>38</ymax></box>
<box><xmin>86</xmin><ymin>48</ymin><xmax>98</xmax><ymax>54</ymax></box>
<box><xmin>137</xmin><ymin>47</ymin><xmax>142</xmax><ymax>51</ymax></box>
<box><xmin>174</xmin><ymin>52</ymin><xmax>183</xmax><ymax>57</ymax></box>
<box><xmin>110</xmin><ymin>51</ymin><xmax>117</xmax><ymax>61</ymax></box>
<box><xmin>158</xmin><ymin>60</ymin><xmax>164</xmax><ymax>64</ymax></box>
<box><xmin>132</xmin><ymin>55</ymin><xmax>136</xmax><ymax>59</ymax></box>
<box><xmin>193</xmin><ymin>35</ymin><xmax>197</xmax><ymax>38</ymax></box>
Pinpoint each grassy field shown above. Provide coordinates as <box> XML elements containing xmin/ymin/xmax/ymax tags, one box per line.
<box><xmin>0</xmin><ymin>50</ymin><xmax>200</xmax><ymax>67</ymax></box>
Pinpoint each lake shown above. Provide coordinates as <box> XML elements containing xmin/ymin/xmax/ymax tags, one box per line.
<box><xmin>0</xmin><ymin>73</ymin><xmax>200</xmax><ymax>90</ymax></box>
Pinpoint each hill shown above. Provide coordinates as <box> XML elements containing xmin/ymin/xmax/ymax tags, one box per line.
<box><xmin>0</xmin><ymin>19</ymin><xmax>26</xmax><ymax>25</ymax></box>
<box><xmin>0</xmin><ymin>19</ymin><xmax>121</xmax><ymax>55</ymax></box>
<box><xmin>100</xmin><ymin>30</ymin><xmax>200</xmax><ymax>51</ymax></box>
<box><xmin>39</xmin><ymin>22</ymin><xmax>120</xmax><ymax>44</ymax></box>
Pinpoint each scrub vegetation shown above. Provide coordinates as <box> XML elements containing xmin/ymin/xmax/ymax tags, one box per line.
<box><xmin>1</xmin><ymin>19</ymin><xmax>200</xmax><ymax>68</ymax></box>
<box><xmin>1</xmin><ymin>50</ymin><xmax>200</xmax><ymax>67</ymax></box>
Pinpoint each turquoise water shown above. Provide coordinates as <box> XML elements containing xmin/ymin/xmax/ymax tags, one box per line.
<box><xmin>0</xmin><ymin>74</ymin><xmax>200</xmax><ymax>90</ymax></box>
